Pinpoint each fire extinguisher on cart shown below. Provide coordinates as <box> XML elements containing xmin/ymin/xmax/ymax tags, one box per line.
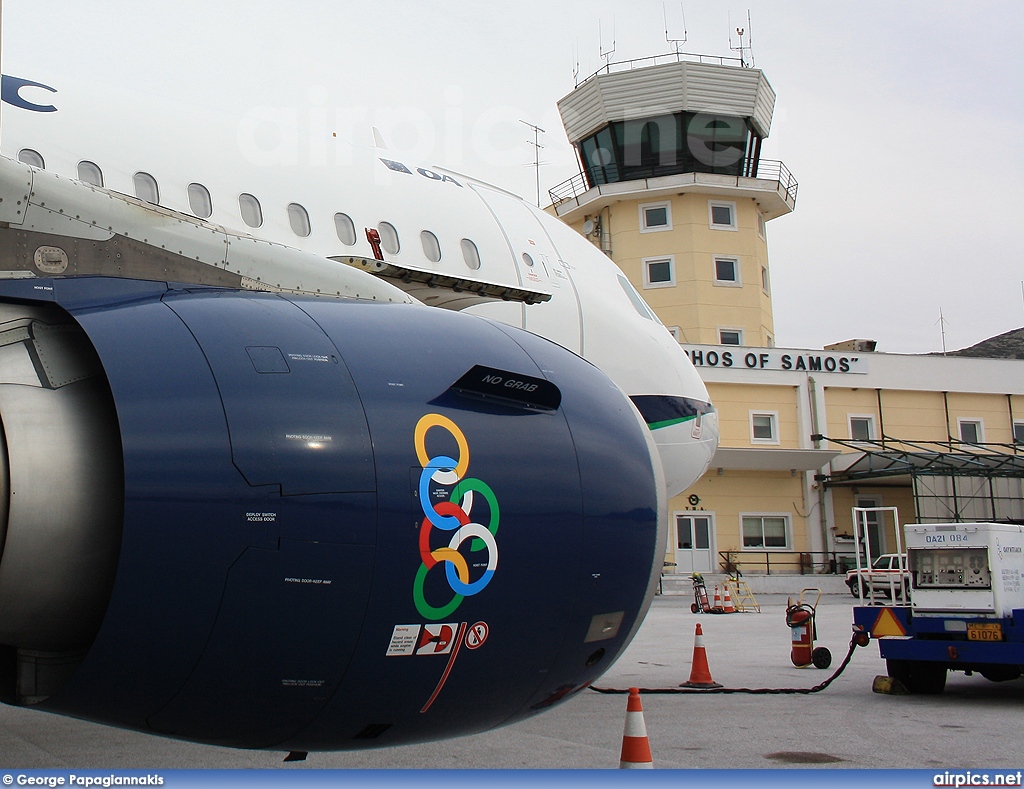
<box><xmin>786</xmin><ymin>589</ymin><xmax>832</xmax><ymax>669</ymax></box>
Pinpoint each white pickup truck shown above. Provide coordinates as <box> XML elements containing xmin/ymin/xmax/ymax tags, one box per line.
<box><xmin>845</xmin><ymin>553</ymin><xmax>909</xmax><ymax>598</ymax></box>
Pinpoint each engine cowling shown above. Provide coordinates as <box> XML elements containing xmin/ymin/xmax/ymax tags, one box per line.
<box><xmin>0</xmin><ymin>276</ymin><xmax>663</xmax><ymax>751</ymax></box>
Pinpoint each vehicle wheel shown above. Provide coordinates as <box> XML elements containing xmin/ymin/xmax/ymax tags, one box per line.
<box><xmin>847</xmin><ymin>581</ymin><xmax>859</xmax><ymax>598</ymax></box>
<box><xmin>861</xmin><ymin>581</ymin><xmax>871</xmax><ymax>597</ymax></box>
<box><xmin>886</xmin><ymin>659</ymin><xmax>946</xmax><ymax>694</ymax></box>
<box><xmin>812</xmin><ymin>646</ymin><xmax>832</xmax><ymax>669</ymax></box>
<box><xmin>690</xmin><ymin>603</ymin><xmax>699</xmax><ymax>613</ymax></box>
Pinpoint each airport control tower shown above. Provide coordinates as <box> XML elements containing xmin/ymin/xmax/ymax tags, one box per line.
<box><xmin>549</xmin><ymin>54</ymin><xmax>797</xmax><ymax>348</ymax></box>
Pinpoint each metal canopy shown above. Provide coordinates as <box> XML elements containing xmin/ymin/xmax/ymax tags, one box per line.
<box><xmin>814</xmin><ymin>435</ymin><xmax>1024</xmax><ymax>486</ymax></box>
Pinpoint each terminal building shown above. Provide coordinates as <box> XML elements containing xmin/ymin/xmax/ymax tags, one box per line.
<box><xmin>548</xmin><ymin>54</ymin><xmax>1024</xmax><ymax>577</ymax></box>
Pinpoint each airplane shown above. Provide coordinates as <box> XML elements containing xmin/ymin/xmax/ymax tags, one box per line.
<box><xmin>0</xmin><ymin>65</ymin><xmax>718</xmax><ymax>755</ymax></box>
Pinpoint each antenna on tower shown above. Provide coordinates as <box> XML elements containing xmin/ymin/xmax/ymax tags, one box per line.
<box><xmin>520</xmin><ymin>120</ymin><xmax>546</xmax><ymax>208</ymax></box>
<box><xmin>664</xmin><ymin>3</ymin><xmax>687</xmax><ymax>59</ymax></box>
<box><xmin>729</xmin><ymin>10</ymin><xmax>755</xmax><ymax>68</ymax></box>
<box><xmin>599</xmin><ymin>18</ymin><xmax>616</xmax><ymax>72</ymax></box>
<box><xmin>572</xmin><ymin>37</ymin><xmax>581</xmax><ymax>86</ymax></box>
<box><xmin>936</xmin><ymin>308</ymin><xmax>950</xmax><ymax>355</ymax></box>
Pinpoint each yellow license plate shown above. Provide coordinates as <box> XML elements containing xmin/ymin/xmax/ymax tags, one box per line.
<box><xmin>967</xmin><ymin>623</ymin><xmax>1003</xmax><ymax>642</ymax></box>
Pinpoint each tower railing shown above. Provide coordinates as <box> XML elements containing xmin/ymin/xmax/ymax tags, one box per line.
<box><xmin>575</xmin><ymin>51</ymin><xmax>748</xmax><ymax>87</ymax></box>
<box><xmin>548</xmin><ymin>159</ymin><xmax>799</xmax><ymax>209</ymax></box>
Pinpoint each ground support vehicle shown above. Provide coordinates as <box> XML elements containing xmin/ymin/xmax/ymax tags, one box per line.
<box><xmin>853</xmin><ymin>522</ymin><xmax>1024</xmax><ymax>694</ymax></box>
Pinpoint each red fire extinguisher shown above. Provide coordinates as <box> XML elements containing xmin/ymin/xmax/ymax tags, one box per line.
<box><xmin>786</xmin><ymin>589</ymin><xmax>832</xmax><ymax>669</ymax></box>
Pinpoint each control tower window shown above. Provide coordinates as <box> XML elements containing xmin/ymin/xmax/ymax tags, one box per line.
<box><xmin>642</xmin><ymin>256</ymin><xmax>675</xmax><ymax>289</ymax></box>
<box><xmin>18</xmin><ymin>149</ymin><xmax>44</xmax><ymax>169</ymax></box>
<box><xmin>709</xmin><ymin>201</ymin><xmax>737</xmax><ymax>230</ymax></box>
<box><xmin>78</xmin><ymin>160</ymin><xmax>103</xmax><ymax>187</ymax></box>
<box><xmin>188</xmin><ymin>183</ymin><xmax>213</xmax><ymax>218</ymax></box>
<box><xmin>714</xmin><ymin>257</ymin><xmax>740</xmax><ymax>286</ymax></box>
<box><xmin>719</xmin><ymin>329</ymin><xmax>743</xmax><ymax>346</ymax></box>
<box><xmin>133</xmin><ymin>172</ymin><xmax>160</xmax><ymax>205</ymax></box>
<box><xmin>640</xmin><ymin>201</ymin><xmax>672</xmax><ymax>232</ymax></box>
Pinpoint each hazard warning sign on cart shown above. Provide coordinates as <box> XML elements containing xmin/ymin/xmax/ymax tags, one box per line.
<box><xmin>416</xmin><ymin>623</ymin><xmax>457</xmax><ymax>655</ymax></box>
<box><xmin>466</xmin><ymin>621</ymin><xmax>489</xmax><ymax>650</ymax></box>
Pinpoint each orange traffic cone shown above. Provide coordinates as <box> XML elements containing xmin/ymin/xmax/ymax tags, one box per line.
<box><xmin>712</xmin><ymin>585</ymin><xmax>721</xmax><ymax>609</ymax></box>
<box><xmin>681</xmin><ymin>623</ymin><xmax>722</xmax><ymax>688</ymax></box>
<box><xmin>723</xmin><ymin>584</ymin><xmax>736</xmax><ymax>614</ymax></box>
<box><xmin>619</xmin><ymin>687</ymin><xmax>654</xmax><ymax>769</ymax></box>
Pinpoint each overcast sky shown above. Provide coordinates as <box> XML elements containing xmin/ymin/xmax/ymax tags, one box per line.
<box><xmin>4</xmin><ymin>1</ymin><xmax>1023</xmax><ymax>354</ymax></box>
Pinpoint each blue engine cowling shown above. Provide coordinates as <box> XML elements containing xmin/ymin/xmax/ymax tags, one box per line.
<box><xmin>0</xmin><ymin>277</ymin><xmax>661</xmax><ymax>751</ymax></box>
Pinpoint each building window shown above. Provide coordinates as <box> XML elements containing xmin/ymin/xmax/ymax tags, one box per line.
<box><xmin>757</xmin><ymin>211</ymin><xmax>766</xmax><ymax>239</ymax></box>
<box><xmin>187</xmin><ymin>183</ymin><xmax>212</xmax><ymax>218</ymax></box>
<box><xmin>420</xmin><ymin>230</ymin><xmax>442</xmax><ymax>262</ymax></box>
<box><xmin>741</xmin><ymin>514</ymin><xmax>790</xmax><ymax>549</ymax></box>
<box><xmin>288</xmin><ymin>203</ymin><xmax>312</xmax><ymax>237</ymax></box>
<box><xmin>18</xmin><ymin>149</ymin><xmax>44</xmax><ymax>169</ymax></box>
<box><xmin>1014</xmin><ymin>421</ymin><xmax>1024</xmax><ymax>445</ymax></box>
<box><xmin>958</xmin><ymin>419</ymin><xmax>984</xmax><ymax>444</ymax></box>
<box><xmin>133</xmin><ymin>172</ymin><xmax>159</xmax><ymax>205</ymax></box>
<box><xmin>639</xmin><ymin>201</ymin><xmax>672</xmax><ymax>232</ymax></box>
<box><xmin>642</xmin><ymin>255</ymin><xmax>675</xmax><ymax>289</ymax></box>
<box><xmin>750</xmin><ymin>411</ymin><xmax>779</xmax><ymax>445</ymax></box>
<box><xmin>460</xmin><ymin>238</ymin><xmax>481</xmax><ymax>270</ymax></box>
<box><xmin>849</xmin><ymin>415</ymin><xmax>875</xmax><ymax>442</ymax></box>
<box><xmin>714</xmin><ymin>257</ymin><xmax>741</xmax><ymax>286</ymax></box>
<box><xmin>238</xmin><ymin>193</ymin><xmax>263</xmax><ymax>228</ymax></box>
<box><xmin>761</xmin><ymin>266</ymin><xmax>770</xmax><ymax>293</ymax></box>
<box><xmin>708</xmin><ymin>200</ymin><xmax>737</xmax><ymax>230</ymax></box>
<box><xmin>667</xmin><ymin>326</ymin><xmax>681</xmax><ymax>341</ymax></box>
<box><xmin>719</xmin><ymin>329</ymin><xmax>743</xmax><ymax>346</ymax></box>
<box><xmin>78</xmin><ymin>160</ymin><xmax>104</xmax><ymax>187</ymax></box>
<box><xmin>334</xmin><ymin>213</ymin><xmax>356</xmax><ymax>245</ymax></box>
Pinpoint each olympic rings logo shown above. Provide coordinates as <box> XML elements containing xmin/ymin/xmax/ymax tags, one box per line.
<box><xmin>413</xmin><ymin>414</ymin><xmax>499</xmax><ymax>620</ymax></box>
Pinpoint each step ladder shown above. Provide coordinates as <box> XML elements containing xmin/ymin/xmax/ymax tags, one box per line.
<box><xmin>724</xmin><ymin>578</ymin><xmax>760</xmax><ymax>612</ymax></box>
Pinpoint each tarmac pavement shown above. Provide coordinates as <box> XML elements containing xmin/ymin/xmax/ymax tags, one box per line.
<box><xmin>2</xmin><ymin>593</ymin><xmax>1023</xmax><ymax>769</ymax></box>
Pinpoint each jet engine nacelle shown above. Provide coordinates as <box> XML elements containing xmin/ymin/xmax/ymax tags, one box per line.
<box><xmin>0</xmin><ymin>276</ymin><xmax>663</xmax><ymax>751</ymax></box>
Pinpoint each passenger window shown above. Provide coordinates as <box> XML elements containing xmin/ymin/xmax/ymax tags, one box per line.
<box><xmin>187</xmin><ymin>183</ymin><xmax>213</xmax><ymax>219</ymax></box>
<box><xmin>334</xmin><ymin>213</ymin><xmax>356</xmax><ymax>245</ymax></box>
<box><xmin>17</xmin><ymin>149</ymin><xmax>44</xmax><ymax>169</ymax></box>
<box><xmin>238</xmin><ymin>193</ymin><xmax>263</xmax><ymax>228</ymax></box>
<box><xmin>460</xmin><ymin>238</ymin><xmax>481</xmax><ymax>270</ymax></box>
<box><xmin>77</xmin><ymin>160</ymin><xmax>103</xmax><ymax>187</ymax></box>
<box><xmin>420</xmin><ymin>230</ymin><xmax>441</xmax><ymax>262</ymax></box>
<box><xmin>133</xmin><ymin>172</ymin><xmax>160</xmax><ymax>205</ymax></box>
<box><xmin>378</xmin><ymin>222</ymin><xmax>400</xmax><ymax>255</ymax></box>
<box><xmin>288</xmin><ymin>203</ymin><xmax>311</xmax><ymax>237</ymax></box>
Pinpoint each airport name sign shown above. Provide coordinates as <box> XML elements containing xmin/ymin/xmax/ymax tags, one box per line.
<box><xmin>682</xmin><ymin>346</ymin><xmax>868</xmax><ymax>374</ymax></box>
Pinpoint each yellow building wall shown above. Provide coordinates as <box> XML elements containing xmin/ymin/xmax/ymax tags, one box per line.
<box><xmin>945</xmin><ymin>392</ymin><xmax>1019</xmax><ymax>443</ymax></box>
<box><xmin>706</xmin><ymin>382</ymin><xmax>800</xmax><ymax>448</ymax></box>
<box><xmin>668</xmin><ymin>470</ymin><xmax>810</xmax><ymax>572</ymax></box>
<box><xmin>568</xmin><ymin>193</ymin><xmax>774</xmax><ymax>346</ymax></box>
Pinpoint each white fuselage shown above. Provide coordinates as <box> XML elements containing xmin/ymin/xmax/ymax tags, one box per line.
<box><xmin>0</xmin><ymin>73</ymin><xmax>719</xmax><ymax>496</ymax></box>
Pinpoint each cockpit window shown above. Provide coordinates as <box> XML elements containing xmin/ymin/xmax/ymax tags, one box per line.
<box><xmin>460</xmin><ymin>238</ymin><xmax>481</xmax><ymax>270</ymax></box>
<box><xmin>288</xmin><ymin>203</ymin><xmax>311</xmax><ymax>237</ymax></box>
<box><xmin>77</xmin><ymin>160</ymin><xmax>103</xmax><ymax>187</ymax></box>
<box><xmin>188</xmin><ymin>183</ymin><xmax>213</xmax><ymax>219</ymax></box>
<box><xmin>378</xmin><ymin>222</ymin><xmax>400</xmax><ymax>255</ymax></box>
<box><xmin>133</xmin><ymin>172</ymin><xmax>160</xmax><ymax>205</ymax></box>
<box><xmin>420</xmin><ymin>230</ymin><xmax>441</xmax><ymax>262</ymax></box>
<box><xmin>618</xmin><ymin>275</ymin><xmax>658</xmax><ymax>322</ymax></box>
<box><xmin>18</xmin><ymin>149</ymin><xmax>44</xmax><ymax>169</ymax></box>
<box><xmin>334</xmin><ymin>213</ymin><xmax>356</xmax><ymax>246</ymax></box>
<box><xmin>238</xmin><ymin>193</ymin><xmax>263</xmax><ymax>228</ymax></box>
